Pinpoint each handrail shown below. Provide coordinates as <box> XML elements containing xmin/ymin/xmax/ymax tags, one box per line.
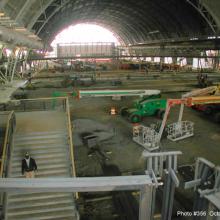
<box><xmin>0</xmin><ymin>111</ymin><xmax>15</xmax><ymax>177</ymax></box>
<box><xmin>0</xmin><ymin>111</ymin><xmax>16</xmax><ymax>219</ymax></box>
<box><xmin>11</xmin><ymin>97</ymin><xmax>67</xmax><ymax>102</ymax></box>
<box><xmin>65</xmin><ymin>98</ymin><xmax>78</xmax><ymax>199</ymax></box>
<box><xmin>2</xmin><ymin>97</ymin><xmax>68</xmax><ymax>112</ymax></box>
<box><xmin>65</xmin><ymin>98</ymin><xmax>77</xmax><ymax>177</ymax></box>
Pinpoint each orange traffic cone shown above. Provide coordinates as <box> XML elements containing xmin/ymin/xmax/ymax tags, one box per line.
<box><xmin>110</xmin><ymin>107</ymin><xmax>116</xmax><ymax>115</ymax></box>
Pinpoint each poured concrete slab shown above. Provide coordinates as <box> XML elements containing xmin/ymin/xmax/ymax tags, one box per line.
<box><xmin>15</xmin><ymin>111</ymin><xmax>67</xmax><ymax>134</ymax></box>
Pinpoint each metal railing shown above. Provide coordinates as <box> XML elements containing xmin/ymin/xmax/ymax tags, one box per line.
<box><xmin>0</xmin><ymin>97</ymin><xmax>67</xmax><ymax>112</ymax></box>
<box><xmin>0</xmin><ymin>97</ymin><xmax>77</xmax><ymax>179</ymax></box>
<box><xmin>0</xmin><ymin>97</ymin><xmax>78</xmax><ymax>201</ymax></box>
<box><xmin>65</xmin><ymin>98</ymin><xmax>78</xmax><ymax>200</ymax></box>
<box><xmin>0</xmin><ymin>111</ymin><xmax>16</xmax><ymax>219</ymax></box>
<box><xmin>0</xmin><ymin>111</ymin><xmax>16</xmax><ymax>177</ymax></box>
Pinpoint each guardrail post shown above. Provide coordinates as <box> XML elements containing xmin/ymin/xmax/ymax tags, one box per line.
<box><xmin>139</xmin><ymin>185</ymin><xmax>154</xmax><ymax>220</ymax></box>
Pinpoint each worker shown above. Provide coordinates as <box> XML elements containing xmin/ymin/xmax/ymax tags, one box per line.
<box><xmin>110</xmin><ymin>107</ymin><xmax>117</xmax><ymax>115</ymax></box>
<box><xmin>144</xmin><ymin>66</ymin><xmax>148</xmax><ymax>75</ymax></box>
<box><xmin>27</xmin><ymin>71</ymin><xmax>32</xmax><ymax>84</ymax></box>
<box><xmin>21</xmin><ymin>152</ymin><xmax>37</xmax><ymax>178</ymax></box>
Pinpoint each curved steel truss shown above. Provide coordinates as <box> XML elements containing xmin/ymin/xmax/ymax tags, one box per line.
<box><xmin>0</xmin><ymin>0</ymin><xmax>219</xmax><ymax>45</ymax></box>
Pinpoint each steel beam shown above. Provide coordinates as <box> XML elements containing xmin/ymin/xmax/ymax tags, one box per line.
<box><xmin>0</xmin><ymin>176</ymin><xmax>153</xmax><ymax>193</ymax></box>
<box><xmin>186</xmin><ymin>0</ymin><xmax>218</xmax><ymax>34</ymax></box>
<box><xmin>0</xmin><ymin>176</ymin><xmax>155</xmax><ymax>220</ymax></box>
<box><xmin>0</xmin><ymin>25</ymin><xmax>43</xmax><ymax>49</ymax></box>
<box><xmin>15</xmin><ymin>1</ymin><xmax>34</xmax><ymax>24</ymax></box>
<box><xmin>27</xmin><ymin>0</ymin><xmax>54</xmax><ymax>30</ymax></box>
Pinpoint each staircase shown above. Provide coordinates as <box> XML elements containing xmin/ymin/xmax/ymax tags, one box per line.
<box><xmin>5</xmin><ymin>111</ymin><xmax>78</xmax><ymax>220</ymax></box>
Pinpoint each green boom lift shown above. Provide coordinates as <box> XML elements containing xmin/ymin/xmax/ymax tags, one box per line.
<box><xmin>120</xmin><ymin>95</ymin><xmax>167</xmax><ymax>123</ymax></box>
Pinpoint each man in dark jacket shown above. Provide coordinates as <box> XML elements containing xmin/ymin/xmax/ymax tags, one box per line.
<box><xmin>21</xmin><ymin>152</ymin><xmax>37</xmax><ymax>178</ymax></box>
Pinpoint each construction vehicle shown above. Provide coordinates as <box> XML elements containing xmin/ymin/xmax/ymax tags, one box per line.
<box><xmin>120</xmin><ymin>95</ymin><xmax>167</xmax><ymax>123</ymax></box>
<box><xmin>133</xmin><ymin>85</ymin><xmax>220</xmax><ymax>150</ymax></box>
<box><xmin>53</xmin><ymin>89</ymin><xmax>161</xmax><ymax>99</ymax></box>
<box><xmin>184</xmin><ymin>85</ymin><xmax>220</xmax><ymax>123</ymax></box>
<box><xmin>197</xmin><ymin>73</ymin><xmax>212</xmax><ymax>88</ymax></box>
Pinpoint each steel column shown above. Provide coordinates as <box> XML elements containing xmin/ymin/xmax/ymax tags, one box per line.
<box><xmin>139</xmin><ymin>185</ymin><xmax>154</xmax><ymax>220</ymax></box>
<box><xmin>161</xmin><ymin>169</ymin><xmax>179</xmax><ymax>220</ymax></box>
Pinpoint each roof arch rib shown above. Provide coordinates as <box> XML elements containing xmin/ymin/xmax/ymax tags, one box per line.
<box><xmin>186</xmin><ymin>0</ymin><xmax>218</xmax><ymax>35</ymax></box>
<box><xmin>1</xmin><ymin>0</ymin><xmax>219</xmax><ymax>46</ymax></box>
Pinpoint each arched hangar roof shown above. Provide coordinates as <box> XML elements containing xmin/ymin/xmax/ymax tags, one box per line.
<box><xmin>1</xmin><ymin>0</ymin><xmax>220</xmax><ymax>45</ymax></box>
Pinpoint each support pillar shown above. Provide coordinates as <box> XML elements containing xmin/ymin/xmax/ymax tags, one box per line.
<box><xmin>172</xmin><ymin>57</ymin><xmax>177</xmax><ymax>64</ymax></box>
<box><xmin>139</xmin><ymin>185</ymin><xmax>154</xmax><ymax>220</ymax></box>
<box><xmin>213</xmin><ymin>51</ymin><xmax>219</xmax><ymax>70</ymax></box>
<box><xmin>161</xmin><ymin>169</ymin><xmax>179</xmax><ymax>220</ymax></box>
<box><xmin>186</xmin><ymin>58</ymin><xmax>193</xmax><ymax>66</ymax></box>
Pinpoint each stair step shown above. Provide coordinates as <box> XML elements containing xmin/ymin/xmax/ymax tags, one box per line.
<box><xmin>12</xmin><ymin>152</ymin><xmax>69</xmax><ymax>162</ymax></box>
<box><xmin>12</xmin><ymin>147</ymin><xmax>68</xmax><ymax>156</ymax></box>
<box><xmin>14</xmin><ymin>139</ymin><xmax>67</xmax><ymax>146</ymax></box>
<box><xmin>7</xmin><ymin>212</ymin><xmax>77</xmax><ymax>220</ymax></box>
<box><xmin>10</xmin><ymin>169</ymin><xmax>70</xmax><ymax>178</ymax></box>
<box><xmin>13</xmin><ymin>144</ymin><xmax>68</xmax><ymax>153</ymax></box>
<box><xmin>14</xmin><ymin>131</ymin><xmax>67</xmax><ymax>138</ymax></box>
<box><xmin>8</xmin><ymin>199</ymin><xmax>74</xmax><ymax>211</ymax></box>
<box><xmin>13</xmin><ymin>148</ymin><xmax>67</xmax><ymax>160</ymax></box>
<box><xmin>11</xmin><ymin>157</ymin><xmax>68</xmax><ymax>168</ymax></box>
<box><xmin>14</xmin><ymin>133</ymin><xmax>67</xmax><ymax>141</ymax></box>
<box><xmin>11</xmin><ymin>160</ymin><xmax>70</xmax><ymax>172</ymax></box>
<box><xmin>11</xmin><ymin>163</ymin><xmax>69</xmax><ymax>173</ymax></box>
<box><xmin>7</xmin><ymin>206</ymin><xmax>76</xmax><ymax>217</ymax></box>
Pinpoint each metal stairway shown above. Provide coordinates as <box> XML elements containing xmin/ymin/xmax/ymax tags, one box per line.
<box><xmin>5</xmin><ymin>111</ymin><xmax>78</xmax><ymax>220</ymax></box>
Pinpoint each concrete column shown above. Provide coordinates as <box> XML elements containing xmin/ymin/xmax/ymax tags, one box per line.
<box><xmin>213</xmin><ymin>51</ymin><xmax>219</xmax><ymax>70</ymax></box>
<box><xmin>160</xmin><ymin>57</ymin><xmax>165</xmax><ymax>72</ymax></box>
<box><xmin>186</xmin><ymin>58</ymin><xmax>193</xmax><ymax>66</ymax></box>
<box><xmin>172</xmin><ymin>57</ymin><xmax>177</xmax><ymax>64</ymax></box>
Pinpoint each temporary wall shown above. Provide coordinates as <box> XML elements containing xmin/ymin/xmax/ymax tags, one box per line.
<box><xmin>57</xmin><ymin>42</ymin><xmax>116</xmax><ymax>57</ymax></box>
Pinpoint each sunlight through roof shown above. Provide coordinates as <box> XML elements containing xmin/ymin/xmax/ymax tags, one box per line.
<box><xmin>51</xmin><ymin>24</ymin><xmax>120</xmax><ymax>47</ymax></box>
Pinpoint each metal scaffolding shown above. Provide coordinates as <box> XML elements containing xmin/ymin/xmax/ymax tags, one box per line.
<box><xmin>142</xmin><ymin>151</ymin><xmax>182</xmax><ymax>220</ymax></box>
<box><xmin>0</xmin><ymin>47</ymin><xmax>29</xmax><ymax>84</ymax></box>
<box><xmin>185</xmin><ymin>158</ymin><xmax>220</xmax><ymax>219</ymax></box>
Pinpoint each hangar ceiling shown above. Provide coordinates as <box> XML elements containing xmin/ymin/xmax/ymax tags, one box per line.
<box><xmin>0</xmin><ymin>0</ymin><xmax>220</xmax><ymax>46</ymax></box>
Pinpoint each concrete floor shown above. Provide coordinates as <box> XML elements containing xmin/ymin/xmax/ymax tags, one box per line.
<box><xmin>70</xmin><ymin>94</ymin><xmax>220</xmax><ymax>176</ymax></box>
<box><xmin>15</xmin><ymin>70</ymin><xmax>220</xmax><ymax>218</ymax></box>
<box><xmin>15</xmin><ymin>111</ymin><xmax>67</xmax><ymax>134</ymax></box>
<box><xmin>23</xmin><ymin>71</ymin><xmax>220</xmax><ymax>172</ymax></box>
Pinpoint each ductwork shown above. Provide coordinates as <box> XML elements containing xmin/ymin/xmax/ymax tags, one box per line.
<box><xmin>0</xmin><ymin>25</ymin><xmax>44</xmax><ymax>49</ymax></box>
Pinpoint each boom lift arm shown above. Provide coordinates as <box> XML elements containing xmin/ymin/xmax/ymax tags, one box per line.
<box><xmin>157</xmin><ymin>92</ymin><xmax>220</xmax><ymax>143</ymax></box>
